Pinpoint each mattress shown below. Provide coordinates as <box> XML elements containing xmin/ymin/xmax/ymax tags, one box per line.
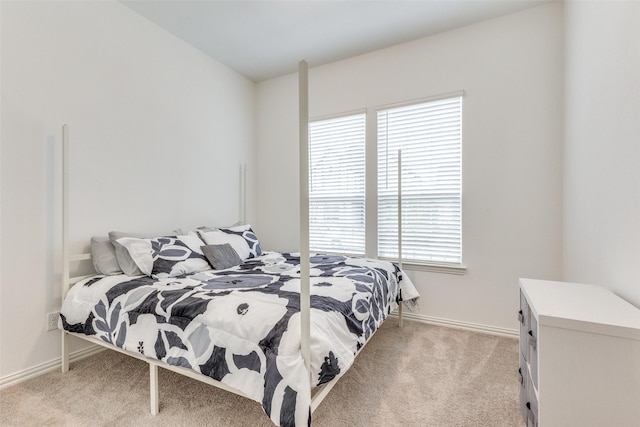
<box><xmin>60</xmin><ymin>251</ymin><xmax>419</xmax><ymax>426</ymax></box>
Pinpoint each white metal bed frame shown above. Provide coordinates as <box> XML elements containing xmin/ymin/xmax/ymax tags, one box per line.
<box><xmin>59</xmin><ymin>61</ymin><xmax>405</xmax><ymax>421</ymax></box>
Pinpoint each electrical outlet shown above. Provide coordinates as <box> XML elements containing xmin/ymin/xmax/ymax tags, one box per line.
<box><xmin>46</xmin><ymin>311</ymin><xmax>60</xmax><ymax>331</ymax></box>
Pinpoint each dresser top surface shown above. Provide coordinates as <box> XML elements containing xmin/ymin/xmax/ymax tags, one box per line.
<box><xmin>519</xmin><ymin>278</ymin><xmax>640</xmax><ymax>340</ymax></box>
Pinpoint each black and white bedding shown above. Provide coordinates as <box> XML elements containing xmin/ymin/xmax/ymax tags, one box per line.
<box><xmin>60</xmin><ymin>251</ymin><xmax>419</xmax><ymax>427</ymax></box>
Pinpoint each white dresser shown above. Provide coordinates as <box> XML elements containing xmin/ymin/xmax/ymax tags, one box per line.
<box><xmin>518</xmin><ymin>278</ymin><xmax>640</xmax><ymax>427</ymax></box>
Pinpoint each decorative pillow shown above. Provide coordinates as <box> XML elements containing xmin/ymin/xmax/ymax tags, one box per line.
<box><xmin>201</xmin><ymin>243</ymin><xmax>243</xmax><ymax>270</ymax></box>
<box><xmin>198</xmin><ymin>224</ymin><xmax>262</xmax><ymax>261</ymax></box>
<box><xmin>108</xmin><ymin>231</ymin><xmax>159</xmax><ymax>276</ymax></box>
<box><xmin>90</xmin><ymin>236</ymin><xmax>122</xmax><ymax>275</ymax></box>
<box><xmin>116</xmin><ymin>233</ymin><xmax>210</xmax><ymax>278</ymax></box>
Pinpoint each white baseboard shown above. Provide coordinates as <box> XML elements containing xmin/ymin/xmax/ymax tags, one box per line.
<box><xmin>0</xmin><ymin>344</ymin><xmax>105</xmax><ymax>390</ymax></box>
<box><xmin>393</xmin><ymin>311</ymin><xmax>519</xmax><ymax>338</ymax></box>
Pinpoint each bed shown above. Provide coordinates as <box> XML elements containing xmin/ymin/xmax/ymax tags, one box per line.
<box><xmin>61</xmin><ymin>244</ymin><xmax>417</xmax><ymax>426</ymax></box>
<box><xmin>59</xmin><ymin>62</ymin><xmax>419</xmax><ymax>426</ymax></box>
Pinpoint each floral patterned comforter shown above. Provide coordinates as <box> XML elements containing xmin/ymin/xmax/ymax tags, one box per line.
<box><xmin>60</xmin><ymin>251</ymin><xmax>419</xmax><ymax>427</ymax></box>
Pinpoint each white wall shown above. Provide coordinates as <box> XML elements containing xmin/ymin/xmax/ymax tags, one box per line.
<box><xmin>563</xmin><ymin>1</ymin><xmax>640</xmax><ymax>307</ymax></box>
<box><xmin>0</xmin><ymin>1</ymin><xmax>255</xmax><ymax>379</ymax></box>
<box><xmin>256</xmin><ymin>3</ymin><xmax>564</xmax><ymax>333</ymax></box>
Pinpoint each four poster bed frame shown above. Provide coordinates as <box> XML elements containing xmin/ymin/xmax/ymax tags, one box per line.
<box><xmin>60</xmin><ymin>61</ymin><xmax>406</xmax><ymax>421</ymax></box>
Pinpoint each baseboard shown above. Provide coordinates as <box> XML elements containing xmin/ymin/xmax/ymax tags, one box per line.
<box><xmin>392</xmin><ymin>311</ymin><xmax>519</xmax><ymax>338</ymax></box>
<box><xmin>0</xmin><ymin>344</ymin><xmax>105</xmax><ymax>390</ymax></box>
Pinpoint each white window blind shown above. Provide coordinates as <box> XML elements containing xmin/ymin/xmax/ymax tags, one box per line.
<box><xmin>378</xmin><ymin>95</ymin><xmax>462</xmax><ymax>264</ymax></box>
<box><xmin>309</xmin><ymin>113</ymin><xmax>366</xmax><ymax>255</ymax></box>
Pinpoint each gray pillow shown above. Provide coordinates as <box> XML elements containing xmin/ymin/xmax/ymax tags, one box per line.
<box><xmin>90</xmin><ymin>236</ymin><xmax>122</xmax><ymax>275</ymax></box>
<box><xmin>108</xmin><ymin>231</ymin><xmax>159</xmax><ymax>276</ymax></box>
<box><xmin>201</xmin><ymin>243</ymin><xmax>242</xmax><ymax>270</ymax></box>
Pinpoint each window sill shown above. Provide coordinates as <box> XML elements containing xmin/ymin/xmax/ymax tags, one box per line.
<box><xmin>379</xmin><ymin>258</ymin><xmax>467</xmax><ymax>275</ymax></box>
<box><xmin>317</xmin><ymin>252</ymin><xmax>467</xmax><ymax>275</ymax></box>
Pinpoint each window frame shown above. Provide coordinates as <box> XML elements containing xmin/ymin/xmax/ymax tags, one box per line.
<box><xmin>306</xmin><ymin>92</ymin><xmax>467</xmax><ymax>275</ymax></box>
<box><xmin>375</xmin><ymin>91</ymin><xmax>465</xmax><ymax>272</ymax></box>
<box><xmin>308</xmin><ymin>110</ymin><xmax>367</xmax><ymax>256</ymax></box>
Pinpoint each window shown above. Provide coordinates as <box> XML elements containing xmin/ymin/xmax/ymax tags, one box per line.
<box><xmin>309</xmin><ymin>112</ymin><xmax>366</xmax><ymax>255</ymax></box>
<box><xmin>377</xmin><ymin>95</ymin><xmax>462</xmax><ymax>264</ymax></box>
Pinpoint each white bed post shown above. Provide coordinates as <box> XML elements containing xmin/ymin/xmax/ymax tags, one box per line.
<box><xmin>239</xmin><ymin>163</ymin><xmax>247</xmax><ymax>224</ymax></box>
<box><xmin>150</xmin><ymin>363</ymin><xmax>159</xmax><ymax>415</ymax></box>
<box><xmin>243</xmin><ymin>164</ymin><xmax>247</xmax><ymax>224</ymax></box>
<box><xmin>397</xmin><ymin>149</ymin><xmax>404</xmax><ymax>328</ymax></box>
<box><xmin>61</xmin><ymin>124</ymin><xmax>70</xmax><ymax>373</ymax></box>
<box><xmin>299</xmin><ymin>60</ymin><xmax>312</xmax><ymax>381</ymax></box>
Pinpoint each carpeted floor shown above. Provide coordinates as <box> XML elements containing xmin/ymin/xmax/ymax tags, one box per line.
<box><xmin>0</xmin><ymin>320</ymin><xmax>524</xmax><ymax>426</ymax></box>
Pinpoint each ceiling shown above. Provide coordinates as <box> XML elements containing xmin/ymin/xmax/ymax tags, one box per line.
<box><xmin>121</xmin><ymin>0</ymin><xmax>549</xmax><ymax>82</ymax></box>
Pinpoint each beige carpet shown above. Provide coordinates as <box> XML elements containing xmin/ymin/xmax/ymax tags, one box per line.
<box><xmin>0</xmin><ymin>320</ymin><xmax>524</xmax><ymax>426</ymax></box>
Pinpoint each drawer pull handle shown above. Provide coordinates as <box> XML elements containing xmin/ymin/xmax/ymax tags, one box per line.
<box><xmin>528</xmin><ymin>330</ymin><xmax>537</xmax><ymax>350</ymax></box>
<box><xmin>518</xmin><ymin>368</ymin><xmax>524</xmax><ymax>385</ymax></box>
<box><xmin>518</xmin><ymin>310</ymin><xmax>524</xmax><ymax>324</ymax></box>
<box><xmin>526</xmin><ymin>402</ymin><xmax>537</xmax><ymax>427</ymax></box>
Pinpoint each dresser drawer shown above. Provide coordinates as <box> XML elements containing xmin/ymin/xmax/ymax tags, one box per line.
<box><xmin>528</xmin><ymin>312</ymin><xmax>538</xmax><ymax>390</ymax></box>
<box><xmin>520</xmin><ymin>347</ymin><xmax>538</xmax><ymax>427</ymax></box>
<box><xmin>525</xmin><ymin>384</ymin><xmax>538</xmax><ymax>427</ymax></box>
<box><xmin>519</xmin><ymin>290</ymin><xmax>530</xmax><ymax>360</ymax></box>
<box><xmin>518</xmin><ymin>351</ymin><xmax>528</xmax><ymax>424</ymax></box>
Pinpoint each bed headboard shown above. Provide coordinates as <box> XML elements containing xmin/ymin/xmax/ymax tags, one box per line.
<box><xmin>60</xmin><ymin>125</ymin><xmax>98</xmax><ymax>295</ymax></box>
<box><xmin>63</xmin><ymin>253</ymin><xmax>94</xmax><ymax>294</ymax></box>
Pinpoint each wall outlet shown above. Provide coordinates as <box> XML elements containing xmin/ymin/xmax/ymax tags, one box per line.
<box><xmin>46</xmin><ymin>311</ymin><xmax>60</xmax><ymax>331</ymax></box>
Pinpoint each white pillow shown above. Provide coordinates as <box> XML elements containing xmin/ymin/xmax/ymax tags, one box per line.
<box><xmin>198</xmin><ymin>224</ymin><xmax>262</xmax><ymax>261</ymax></box>
<box><xmin>116</xmin><ymin>233</ymin><xmax>210</xmax><ymax>278</ymax></box>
